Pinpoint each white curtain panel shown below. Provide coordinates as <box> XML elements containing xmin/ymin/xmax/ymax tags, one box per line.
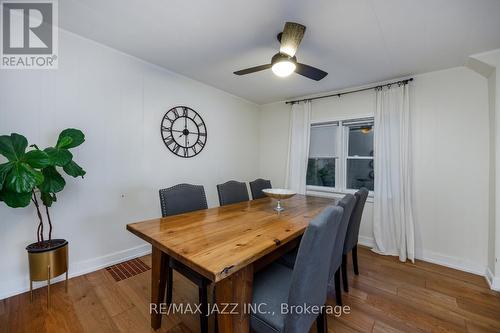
<box><xmin>373</xmin><ymin>84</ymin><xmax>415</xmax><ymax>262</ymax></box>
<box><xmin>285</xmin><ymin>101</ymin><xmax>311</xmax><ymax>194</ymax></box>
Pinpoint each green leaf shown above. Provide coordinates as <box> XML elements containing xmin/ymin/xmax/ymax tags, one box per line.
<box><xmin>39</xmin><ymin>166</ymin><xmax>65</xmax><ymax>193</ymax></box>
<box><xmin>56</xmin><ymin>136</ymin><xmax>72</xmax><ymax>149</ymax></box>
<box><xmin>40</xmin><ymin>191</ymin><xmax>56</xmax><ymax>207</ymax></box>
<box><xmin>11</xmin><ymin>133</ymin><xmax>28</xmax><ymax>157</ymax></box>
<box><xmin>0</xmin><ymin>133</ymin><xmax>28</xmax><ymax>161</ymax></box>
<box><xmin>44</xmin><ymin>147</ymin><xmax>73</xmax><ymax>167</ymax></box>
<box><xmin>0</xmin><ymin>189</ymin><xmax>32</xmax><ymax>208</ymax></box>
<box><xmin>4</xmin><ymin>163</ymin><xmax>43</xmax><ymax>193</ymax></box>
<box><xmin>0</xmin><ymin>162</ymin><xmax>14</xmax><ymax>191</ymax></box>
<box><xmin>56</xmin><ymin>129</ymin><xmax>85</xmax><ymax>149</ymax></box>
<box><xmin>63</xmin><ymin>160</ymin><xmax>86</xmax><ymax>178</ymax></box>
<box><xmin>23</xmin><ymin>150</ymin><xmax>50</xmax><ymax>168</ymax></box>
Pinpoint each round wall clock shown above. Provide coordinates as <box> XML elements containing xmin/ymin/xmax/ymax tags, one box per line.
<box><xmin>161</xmin><ymin>106</ymin><xmax>207</xmax><ymax>158</ymax></box>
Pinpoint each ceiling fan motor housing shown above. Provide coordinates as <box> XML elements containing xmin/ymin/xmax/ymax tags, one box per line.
<box><xmin>271</xmin><ymin>53</ymin><xmax>297</xmax><ymax>65</ymax></box>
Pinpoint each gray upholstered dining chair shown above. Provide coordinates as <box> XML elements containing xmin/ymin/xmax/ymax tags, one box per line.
<box><xmin>341</xmin><ymin>188</ymin><xmax>369</xmax><ymax>292</ymax></box>
<box><xmin>159</xmin><ymin>183</ymin><xmax>211</xmax><ymax>333</ymax></box>
<box><xmin>217</xmin><ymin>180</ymin><xmax>249</xmax><ymax>206</ymax></box>
<box><xmin>328</xmin><ymin>194</ymin><xmax>356</xmax><ymax>306</ymax></box>
<box><xmin>278</xmin><ymin>194</ymin><xmax>356</xmax><ymax>306</ymax></box>
<box><xmin>159</xmin><ymin>183</ymin><xmax>208</xmax><ymax>216</ymax></box>
<box><xmin>249</xmin><ymin>178</ymin><xmax>272</xmax><ymax>199</ymax></box>
<box><xmin>250</xmin><ymin>205</ymin><xmax>344</xmax><ymax>333</ymax></box>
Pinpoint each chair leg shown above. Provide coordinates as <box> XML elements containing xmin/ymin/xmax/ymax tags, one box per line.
<box><xmin>352</xmin><ymin>245</ymin><xmax>359</xmax><ymax>275</ymax></box>
<box><xmin>166</xmin><ymin>266</ymin><xmax>173</xmax><ymax>304</ymax></box>
<box><xmin>341</xmin><ymin>254</ymin><xmax>349</xmax><ymax>292</ymax></box>
<box><xmin>334</xmin><ymin>268</ymin><xmax>342</xmax><ymax>306</ymax></box>
<box><xmin>199</xmin><ymin>281</ymin><xmax>209</xmax><ymax>333</ymax></box>
<box><xmin>316</xmin><ymin>308</ymin><xmax>327</xmax><ymax>333</ymax></box>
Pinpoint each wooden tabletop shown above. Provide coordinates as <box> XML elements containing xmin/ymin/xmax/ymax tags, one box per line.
<box><xmin>127</xmin><ymin>195</ymin><xmax>335</xmax><ymax>282</ymax></box>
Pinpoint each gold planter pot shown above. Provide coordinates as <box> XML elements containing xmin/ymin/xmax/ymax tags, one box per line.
<box><xmin>26</xmin><ymin>239</ymin><xmax>68</xmax><ymax>307</ymax></box>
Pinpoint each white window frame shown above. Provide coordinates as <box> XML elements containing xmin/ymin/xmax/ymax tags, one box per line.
<box><xmin>306</xmin><ymin>116</ymin><xmax>374</xmax><ymax>199</ymax></box>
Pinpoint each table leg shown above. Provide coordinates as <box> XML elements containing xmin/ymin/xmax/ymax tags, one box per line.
<box><xmin>215</xmin><ymin>265</ymin><xmax>253</xmax><ymax>333</ymax></box>
<box><xmin>151</xmin><ymin>246</ymin><xmax>168</xmax><ymax>330</ymax></box>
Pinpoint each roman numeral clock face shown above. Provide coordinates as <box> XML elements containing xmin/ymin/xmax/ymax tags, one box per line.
<box><xmin>161</xmin><ymin>106</ymin><xmax>207</xmax><ymax>158</ymax></box>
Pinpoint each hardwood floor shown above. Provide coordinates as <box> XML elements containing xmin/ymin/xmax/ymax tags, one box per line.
<box><xmin>1</xmin><ymin>246</ymin><xmax>499</xmax><ymax>333</ymax></box>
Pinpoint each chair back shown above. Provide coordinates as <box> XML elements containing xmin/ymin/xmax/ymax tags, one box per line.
<box><xmin>284</xmin><ymin>206</ymin><xmax>344</xmax><ymax>333</ymax></box>
<box><xmin>217</xmin><ymin>180</ymin><xmax>249</xmax><ymax>206</ymax></box>
<box><xmin>249</xmin><ymin>178</ymin><xmax>272</xmax><ymax>199</ymax></box>
<box><xmin>343</xmin><ymin>188</ymin><xmax>369</xmax><ymax>254</ymax></box>
<box><xmin>159</xmin><ymin>183</ymin><xmax>208</xmax><ymax>217</ymax></box>
<box><xmin>329</xmin><ymin>194</ymin><xmax>356</xmax><ymax>278</ymax></box>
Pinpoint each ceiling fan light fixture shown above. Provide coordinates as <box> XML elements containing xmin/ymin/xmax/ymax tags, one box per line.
<box><xmin>272</xmin><ymin>60</ymin><xmax>296</xmax><ymax>77</ymax></box>
<box><xmin>233</xmin><ymin>22</ymin><xmax>328</xmax><ymax>81</ymax></box>
<box><xmin>271</xmin><ymin>53</ymin><xmax>296</xmax><ymax>77</ymax></box>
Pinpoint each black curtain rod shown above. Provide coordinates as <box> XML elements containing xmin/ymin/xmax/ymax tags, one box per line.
<box><xmin>285</xmin><ymin>78</ymin><xmax>414</xmax><ymax>105</ymax></box>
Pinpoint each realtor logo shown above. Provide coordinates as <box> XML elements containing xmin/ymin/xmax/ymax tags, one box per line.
<box><xmin>1</xmin><ymin>0</ymin><xmax>58</xmax><ymax>69</ymax></box>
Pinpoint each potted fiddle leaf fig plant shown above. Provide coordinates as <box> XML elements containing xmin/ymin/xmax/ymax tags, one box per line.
<box><xmin>0</xmin><ymin>129</ymin><xmax>85</xmax><ymax>303</ymax></box>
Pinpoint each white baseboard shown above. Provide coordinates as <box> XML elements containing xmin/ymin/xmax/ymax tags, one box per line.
<box><xmin>357</xmin><ymin>236</ymin><xmax>497</xmax><ymax>288</ymax></box>
<box><xmin>358</xmin><ymin>236</ymin><xmax>375</xmax><ymax>248</ymax></box>
<box><xmin>486</xmin><ymin>267</ymin><xmax>500</xmax><ymax>291</ymax></box>
<box><xmin>0</xmin><ymin>243</ymin><xmax>151</xmax><ymax>301</ymax></box>
<box><xmin>414</xmin><ymin>248</ymin><xmax>486</xmax><ymax>276</ymax></box>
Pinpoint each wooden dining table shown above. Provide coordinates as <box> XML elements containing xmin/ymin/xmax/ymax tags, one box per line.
<box><xmin>126</xmin><ymin>194</ymin><xmax>335</xmax><ymax>332</ymax></box>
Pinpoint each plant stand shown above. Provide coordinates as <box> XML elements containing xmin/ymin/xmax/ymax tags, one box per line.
<box><xmin>26</xmin><ymin>239</ymin><xmax>68</xmax><ymax>307</ymax></box>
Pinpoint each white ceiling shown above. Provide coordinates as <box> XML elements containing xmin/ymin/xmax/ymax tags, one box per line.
<box><xmin>59</xmin><ymin>0</ymin><xmax>500</xmax><ymax>104</ymax></box>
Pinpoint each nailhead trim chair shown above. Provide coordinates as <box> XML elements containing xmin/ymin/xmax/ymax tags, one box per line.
<box><xmin>159</xmin><ymin>183</ymin><xmax>211</xmax><ymax>333</ymax></box>
<box><xmin>217</xmin><ymin>180</ymin><xmax>249</xmax><ymax>206</ymax></box>
<box><xmin>159</xmin><ymin>183</ymin><xmax>208</xmax><ymax>217</ymax></box>
<box><xmin>249</xmin><ymin>178</ymin><xmax>272</xmax><ymax>199</ymax></box>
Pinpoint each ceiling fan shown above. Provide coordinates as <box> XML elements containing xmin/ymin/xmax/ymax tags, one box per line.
<box><xmin>234</xmin><ymin>22</ymin><xmax>328</xmax><ymax>81</ymax></box>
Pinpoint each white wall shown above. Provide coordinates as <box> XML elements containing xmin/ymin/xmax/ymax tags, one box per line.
<box><xmin>487</xmin><ymin>71</ymin><xmax>496</xmax><ymax>279</ymax></box>
<box><xmin>259</xmin><ymin>66</ymin><xmax>490</xmax><ymax>275</ymax></box>
<box><xmin>470</xmin><ymin>49</ymin><xmax>500</xmax><ymax>289</ymax></box>
<box><xmin>259</xmin><ymin>102</ymin><xmax>290</xmax><ymax>188</ymax></box>
<box><xmin>0</xmin><ymin>30</ymin><xmax>261</xmax><ymax>299</ymax></box>
<box><xmin>411</xmin><ymin>68</ymin><xmax>489</xmax><ymax>273</ymax></box>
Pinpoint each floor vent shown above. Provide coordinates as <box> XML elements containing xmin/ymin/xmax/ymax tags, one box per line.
<box><xmin>106</xmin><ymin>258</ymin><xmax>150</xmax><ymax>282</ymax></box>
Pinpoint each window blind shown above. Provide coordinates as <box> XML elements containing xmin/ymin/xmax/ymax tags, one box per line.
<box><xmin>309</xmin><ymin>123</ymin><xmax>339</xmax><ymax>158</ymax></box>
<box><xmin>342</xmin><ymin>117</ymin><xmax>374</xmax><ymax>128</ymax></box>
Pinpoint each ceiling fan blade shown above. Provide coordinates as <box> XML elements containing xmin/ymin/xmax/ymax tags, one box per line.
<box><xmin>234</xmin><ymin>64</ymin><xmax>272</xmax><ymax>75</ymax></box>
<box><xmin>279</xmin><ymin>22</ymin><xmax>306</xmax><ymax>57</ymax></box>
<box><xmin>295</xmin><ymin>63</ymin><xmax>328</xmax><ymax>81</ymax></box>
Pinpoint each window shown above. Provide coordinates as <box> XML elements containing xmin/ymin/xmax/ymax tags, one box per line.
<box><xmin>344</xmin><ymin>119</ymin><xmax>374</xmax><ymax>191</ymax></box>
<box><xmin>306</xmin><ymin>122</ymin><xmax>339</xmax><ymax>189</ymax></box>
<box><xmin>306</xmin><ymin>117</ymin><xmax>374</xmax><ymax>193</ymax></box>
